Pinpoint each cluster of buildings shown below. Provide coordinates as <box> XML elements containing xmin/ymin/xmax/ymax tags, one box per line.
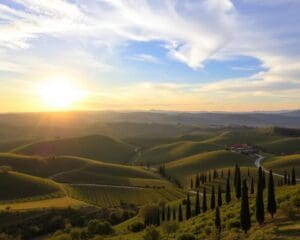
<box><xmin>229</xmin><ymin>144</ymin><xmax>258</xmax><ymax>154</ymax></box>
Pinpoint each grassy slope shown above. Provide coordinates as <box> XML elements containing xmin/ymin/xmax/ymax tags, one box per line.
<box><xmin>13</xmin><ymin>135</ymin><xmax>135</xmax><ymax>163</ymax></box>
<box><xmin>136</xmin><ymin>141</ymin><xmax>222</xmax><ymax>165</ymax></box>
<box><xmin>0</xmin><ymin>153</ymin><xmax>92</xmax><ymax>177</ymax></box>
<box><xmin>109</xmin><ymin>185</ymin><xmax>300</xmax><ymax>240</ymax></box>
<box><xmin>264</xmin><ymin>154</ymin><xmax>300</xmax><ymax>177</ymax></box>
<box><xmin>165</xmin><ymin>150</ymin><xmax>252</xmax><ymax>182</ymax></box>
<box><xmin>0</xmin><ymin>171</ymin><xmax>62</xmax><ymax>202</ymax></box>
<box><xmin>261</xmin><ymin>137</ymin><xmax>300</xmax><ymax>155</ymax></box>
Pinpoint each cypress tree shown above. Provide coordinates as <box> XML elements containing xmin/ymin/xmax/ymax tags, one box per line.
<box><xmin>228</xmin><ymin>168</ymin><xmax>231</xmax><ymax>177</ymax></box>
<box><xmin>247</xmin><ymin>167</ymin><xmax>250</xmax><ymax>177</ymax></box>
<box><xmin>262</xmin><ymin>171</ymin><xmax>266</xmax><ymax>189</ymax></box>
<box><xmin>178</xmin><ymin>204</ymin><xmax>183</xmax><ymax>222</ymax></box>
<box><xmin>226</xmin><ymin>176</ymin><xmax>231</xmax><ymax>203</ymax></box>
<box><xmin>190</xmin><ymin>178</ymin><xmax>194</xmax><ymax>189</ymax></box>
<box><xmin>240</xmin><ymin>180</ymin><xmax>251</xmax><ymax>233</ymax></box>
<box><xmin>250</xmin><ymin>176</ymin><xmax>254</xmax><ymax>194</ymax></box>
<box><xmin>217</xmin><ymin>184</ymin><xmax>222</xmax><ymax>207</ymax></box>
<box><xmin>156</xmin><ymin>209</ymin><xmax>161</xmax><ymax>226</ymax></box>
<box><xmin>195</xmin><ymin>190</ymin><xmax>200</xmax><ymax>215</ymax></box>
<box><xmin>196</xmin><ymin>174</ymin><xmax>200</xmax><ymax>188</ymax></box>
<box><xmin>215</xmin><ymin>207</ymin><xmax>221</xmax><ymax>232</ymax></box>
<box><xmin>236</xmin><ymin>166</ymin><xmax>242</xmax><ymax>199</ymax></box>
<box><xmin>203</xmin><ymin>187</ymin><xmax>207</xmax><ymax>212</ymax></box>
<box><xmin>167</xmin><ymin>205</ymin><xmax>171</xmax><ymax>221</ymax></box>
<box><xmin>210</xmin><ymin>185</ymin><xmax>216</xmax><ymax>210</ymax></box>
<box><xmin>256</xmin><ymin>166</ymin><xmax>265</xmax><ymax>225</ymax></box>
<box><xmin>209</xmin><ymin>171</ymin><xmax>211</xmax><ymax>182</ymax></box>
<box><xmin>172</xmin><ymin>207</ymin><xmax>176</xmax><ymax>221</ymax></box>
<box><xmin>284</xmin><ymin>170</ymin><xmax>287</xmax><ymax>185</ymax></box>
<box><xmin>291</xmin><ymin>167</ymin><xmax>296</xmax><ymax>185</ymax></box>
<box><xmin>161</xmin><ymin>205</ymin><xmax>165</xmax><ymax>222</ymax></box>
<box><xmin>234</xmin><ymin>164</ymin><xmax>238</xmax><ymax>187</ymax></box>
<box><xmin>221</xmin><ymin>169</ymin><xmax>224</xmax><ymax>178</ymax></box>
<box><xmin>186</xmin><ymin>194</ymin><xmax>191</xmax><ymax>220</ymax></box>
<box><xmin>287</xmin><ymin>173</ymin><xmax>291</xmax><ymax>185</ymax></box>
<box><xmin>267</xmin><ymin>170</ymin><xmax>277</xmax><ymax>218</ymax></box>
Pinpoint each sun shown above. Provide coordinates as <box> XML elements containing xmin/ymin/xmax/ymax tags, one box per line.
<box><xmin>38</xmin><ymin>78</ymin><xmax>83</xmax><ymax>109</ymax></box>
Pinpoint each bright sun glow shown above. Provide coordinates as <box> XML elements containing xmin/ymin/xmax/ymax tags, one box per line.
<box><xmin>38</xmin><ymin>78</ymin><xmax>83</xmax><ymax>109</ymax></box>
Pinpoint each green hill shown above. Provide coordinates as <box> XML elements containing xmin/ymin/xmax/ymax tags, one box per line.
<box><xmin>264</xmin><ymin>154</ymin><xmax>300</xmax><ymax>177</ymax></box>
<box><xmin>261</xmin><ymin>137</ymin><xmax>300</xmax><ymax>155</ymax></box>
<box><xmin>0</xmin><ymin>171</ymin><xmax>62</xmax><ymax>202</ymax></box>
<box><xmin>0</xmin><ymin>153</ymin><xmax>92</xmax><ymax>177</ymax></box>
<box><xmin>165</xmin><ymin>150</ymin><xmax>252</xmax><ymax>182</ymax></box>
<box><xmin>13</xmin><ymin>135</ymin><xmax>135</xmax><ymax>163</ymax></box>
<box><xmin>136</xmin><ymin>141</ymin><xmax>222</xmax><ymax>165</ymax></box>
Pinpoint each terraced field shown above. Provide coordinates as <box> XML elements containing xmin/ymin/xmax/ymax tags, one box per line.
<box><xmin>64</xmin><ymin>185</ymin><xmax>185</xmax><ymax>207</ymax></box>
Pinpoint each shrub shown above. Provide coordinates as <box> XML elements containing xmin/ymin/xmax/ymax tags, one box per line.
<box><xmin>87</xmin><ymin>220</ymin><xmax>114</xmax><ymax>236</ymax></box>
<box><xmin>162</xmin><ymin>222</ymin><xmax>179</xmax><ymax>234</ymax></box>
<box><xmin>128</xmin><ymin>221</ymin><xmax>145</xmax><ymax>232</ymax></box>
<box><xmin>177</xmin><ymin>233</ymin><xmax>196</xmax><ymax>240</ymax></box>
<box><xmin>143</xmin><ymin>226</ymin><xmax>161</xmax><ymax>240</ymax></box>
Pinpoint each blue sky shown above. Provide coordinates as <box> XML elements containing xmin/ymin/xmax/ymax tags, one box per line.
<box><xmin>0</xmin><ymin>0</ymin><xmax>300</xmax><ymax>112</ymax></box>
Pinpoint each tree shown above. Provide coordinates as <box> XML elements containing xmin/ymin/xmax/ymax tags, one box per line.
<box><xmin>172</xmin><ymin>207</ymin><xmax>176</xmax><ymax>221</ymax></box>
<box><xmin>287</xmin><ymin>173</ymin><xmax>291</xmax><ymax>185</ymax></box>
<box><xmin>262</xmin><ymin>171</ymin><xmax>266</xmax><ymax>189</ymax></box>
<box><xmin>291</xmin><ymin>167</ymin><xmax>296</xmax><ymax>185</ymax></box>
<box><xmin>228</xmin><ymin>168</ymin><xmax>231</xmax><ymax>177</ymax></box>
<box><xmin>226</xmin><ymin>176</ymin><xmax>231</xmax><ymax>203</ymax></box>
<box><xmin>210</xmin><ymin>186</ymin><xmax>216</xmax><ymax>210</ymax></box>
<box><xmin>195</xmin><ymin>190</ymin><xmax>200</xmax><ymax>215</ymax></box>
<box><xmin>250</xmin><ymin>176</ymin><xmax>254</xmax><ymax>194</ymax></box>
<box><xmin>161</xmin><ymin>205</ymin><xmax>165</xmax><ymax>222</ymax></box>
<box><xmin>240</xmin><ymin>180</ymin><xmax>251</xmax><ymax>233</ymax></box>
<box><xmin>284</xmin><ymin>170</ymin><xmax>287</xmax><ymax>185</ymax></box>
<box><xmin>217</xmin><ymin>184</ymin><xmax>222</xmax><ymax>207</ymax></box>
<box><xmin>234</xmin><ymin>164</ymin><xmax>238</xmax><ymax>187</ymax></box>
<box><xmin>247</xmin><ymin>167</ymin><xmax>250</xmax><ymax>177</ymax></box>
<box><xmin>202</xmin><ymin>187</ymin><xmax>207</xmax><ymax>212</ymax></box>
<box><xmin>256</xmin><ymin>167</ymin><xmax>265</xmax><ymax>225</ymax></box>
<box><xmin>143</xmin><ymin>226</ymin><xmax>161</xmax><ymax>240</ymax></box>
<box><xmin>190</xmin><ymin>178</ymin><xmax>194</xmax><ymax>189</ymax></box>
<box><xmin>167</xmin><ymin>206</ymin><xmax>171</xmax><ymax>221</ymax></box>
<box><xmin>186</xmin><ymin>194</ymin><xmax>191</xmax><ymax>220</ymax></box>
<box><xmin>221</xmin><ymin>169</ymin><xmax>224</xmax><ymax>178</ymax></box>
<box><xmin>267</xmin><ymin>170</ymin><xmax>277</xmax><ymax>218</ymax></box>
<box><xmin>195</xmin><ymin>174</ymin><xmax>200</xmax><ymax>188</ymax></box>
<box><xmin>235</xmin><ymin>165</ymin><xmax>242</xmax><ymax>199</ymax></box>
<box><xmin>215</xmin><ymin>207</ymin><xmax>221</xmax><ymax>232</ymax></box>
<box><xmin>178</xmin><ymin>204</ymin><xmax>183</xmax><ymax>222</ymax></box>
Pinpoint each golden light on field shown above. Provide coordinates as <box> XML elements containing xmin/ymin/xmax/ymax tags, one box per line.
<box><xmin>38</xmin><ymin>78</ymin><xmax>83</xmax><ymax>109</ymax></box>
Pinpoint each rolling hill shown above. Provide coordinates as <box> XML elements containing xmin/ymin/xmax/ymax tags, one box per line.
<box><xmin>261</xmin><ymin>137</ymin><xmax>300</xmax><ymax>155</ymax></box>
<box><xmin>264</xmin><ymin>154</ymin><xmax>300</xmax><ymax>177</ymax></box>
<box><xmin>0</xmin><ymin>171</ymin><xmax>62</xmax><ymax>202</ymax></box>
<box><xmin>135</xmin><ymin>141</ymin><xmax>222</xmax><ymax>165</ymax></box>
<box><xmin>13</xmin><ymin>135</ymin><xmax>135</xmax><ymax>163</ymax></box>
<box><xmin>165</xmin><ymin>150</ymin><xmax>252</xmax><ymax>182</ymax></box>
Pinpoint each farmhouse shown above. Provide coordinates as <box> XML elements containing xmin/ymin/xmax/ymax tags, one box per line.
<box><xmin>230</xmin><ymin>144</ymin><xmax>257</xmax><ymax>154</ymax></box>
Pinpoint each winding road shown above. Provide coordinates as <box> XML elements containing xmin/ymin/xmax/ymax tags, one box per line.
<box><xmin>254</xmin><ymin>154</ymin><xmax>300</xmax><ymax>181</ymax></box>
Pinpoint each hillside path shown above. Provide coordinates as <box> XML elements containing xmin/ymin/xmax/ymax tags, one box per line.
<box><xmin>254</xmin><ymin>154</ymin><xmax>300</xmax><ymax>181</ymax></box>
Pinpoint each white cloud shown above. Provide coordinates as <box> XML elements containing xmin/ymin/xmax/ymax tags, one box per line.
<box><xmin>0</xmin><ymin>0</ymin><xmax>236</xmax><ymax>68</ymax></box>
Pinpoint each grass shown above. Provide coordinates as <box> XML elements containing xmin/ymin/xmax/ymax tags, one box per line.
<box><xmin>0</xmin><ymin>171</ymin><xmax>63</xmax><ymax>202</ymax></box>
<box><xmin>165</xmin><ymin>150</ymin><xmax>252</xmax><ymax>182</ymax></box>
<box><xmin>0</xmin><ymin>197</ymin><xmax>86</xmax><ymax>211</ymax></box>
<box><xmin>64</xmin><ymin>185</ymin><xmax>185</xmax><ymax>208</ymax></box>
<box><xmin>264</xmin><ymin>154</ymin><xmax>300</xmax><ymax>177</ymax></box>
<box><xmin>13</xmin><ymin>134</ymin><xmax>136</xmax><ymax>163</ymax></box>
<box><xmin>261</xmin><ymin>137</ymin><xmax>300</xmax><ymax>155</ymax></box>
<box><xmin>135</xmin><ymin>141</ymin><xmax>222</xmax><ymax>165</ymax></box>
